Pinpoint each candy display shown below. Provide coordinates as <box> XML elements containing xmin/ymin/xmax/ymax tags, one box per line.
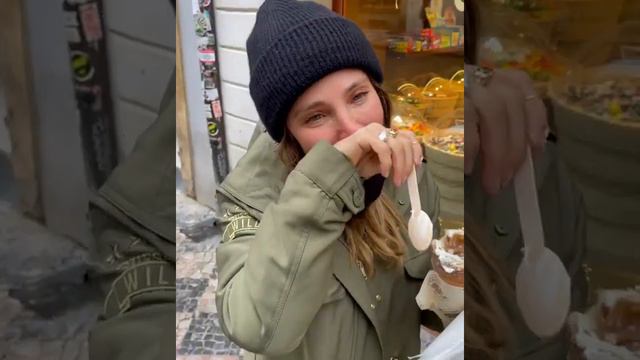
<box><xmin>388</xmin><ymin>35</ymin><xmax>429</xmax><ymax>54</ymax></box>
<box><xmin>393</xmin><ymin>0</ymin><xmax>465</xmax><ymax>54</ymax></box>
<box><xmin>388</xmin><ymin>26</ymin><xmax>463</xmax><ymax>54</ymax></box>
<box><xmin>391</xmin><ymin>71</ymin><xmax>464</xmax><ymax>135</ymax></box>
<box><xmin>426</xmin><ymin>133</ymin><xmax>464</xmax><ymax>155</ymax></box>
<box><xmin>558</xmin><ymin>79</ymin><xmax>640</xmax><ymax>123</ymax></box>
<box><xmin>473</xmin><ymin>0</ymin><xmax>573</xmax><ymax>97</ymax></box>
<box><xmin>392</xmin><ymin>115</ymin><xmax>433</xmax><ymax>138</ymax></box>
<box><xmin>479</xmin><ymin>37</ymin><xmax>566</xmax><ymax>82</ymax></box>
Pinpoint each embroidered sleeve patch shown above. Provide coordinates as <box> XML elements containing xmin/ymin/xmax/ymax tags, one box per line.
<box><xmin>222</xmin><ymin>213</ymin><xmax>259</xmax><ymax>243</ymax></box>
<box><xmin>103</xmin><ymin>259</ymin><xmax>175</xmax><ymax>319</ymax></box>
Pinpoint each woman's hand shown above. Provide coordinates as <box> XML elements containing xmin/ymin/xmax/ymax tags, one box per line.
<box><xmin>465</xmin><ymin>66</ymin><xmax>549</xmax><ymax>195</ymax></box>
<box><xmin>334</xmin><ymin>123</ymin><xmax>423</xmax><ymax>186</ymax></box>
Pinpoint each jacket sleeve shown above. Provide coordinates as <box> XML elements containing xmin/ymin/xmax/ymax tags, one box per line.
<box><xmin>87</xmin><ymin>165</ymin><xmax>176</xmax><ymax>360</ymax></box>
<box><xmin>87</xmin><ymin>72</ymin><xmax>176</xmax><ymax>360</ymax></box>
<box><xmin>87</xmin><ymin>207</ymin><xmax>175</xmax><ymax>360</ymax></box>
<box><xmin>215</xmin><ymin>141</ymin><xmax>365</xmax><ymax>356</ymax></box>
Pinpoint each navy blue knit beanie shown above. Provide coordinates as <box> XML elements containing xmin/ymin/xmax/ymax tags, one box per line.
<box><xmin>247</xmin><ymin>0</ymin><xmax>383</xmax><ymax>142</ymax></box>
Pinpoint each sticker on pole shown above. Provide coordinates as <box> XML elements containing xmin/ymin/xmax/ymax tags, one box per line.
<box><xmin>70</xmin><ymin>51</ymin><xmax>95</xmax><ymax>82</ymax></box>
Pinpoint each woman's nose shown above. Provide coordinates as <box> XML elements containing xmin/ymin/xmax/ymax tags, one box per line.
<box><xmin>335</xmin><ymin>112</ymin><xmax>361</xmax><ymax>139</ymax></box>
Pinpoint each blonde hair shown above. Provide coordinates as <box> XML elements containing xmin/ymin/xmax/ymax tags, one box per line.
<box><xmin>278</xmin><ymin>80</ymin><xmax>406</xmax><ymax>277</ymax></box>
<box><xmin>464</xmin><ymin>216</ymin><xmax>514</xmax><ymax>359</ymax></box>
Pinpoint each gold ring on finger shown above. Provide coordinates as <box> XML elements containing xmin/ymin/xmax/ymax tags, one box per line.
<box><xmin>378</xmin><ymin>129</ymin><xmax>398</xmax><ymax>143</ymax></box>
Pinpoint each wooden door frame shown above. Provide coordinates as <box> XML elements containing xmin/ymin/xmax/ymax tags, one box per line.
<box><xmin>0</xmin><ymin>0</ymin><xmax>42</xmax><ymax>219</ymax></box>
<box><xmin>176</xmin><ymin>16</ymin><xmax>196</xmax><ymax>198</ymax></box>
<box><xmin>1</xmin><ymin>0</ymin><xmax>94</xmax><ymax>247</ymax></box>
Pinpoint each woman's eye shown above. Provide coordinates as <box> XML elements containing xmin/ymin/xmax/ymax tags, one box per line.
<box><xmin>306</xmin><ymin>113</ymin><xmax>324</xmax><ymax>124</ymax></box>
<box><xmin>353</xmin><ymin>91</ymin><xmax>369</xmax><ymax>103</ymax></box>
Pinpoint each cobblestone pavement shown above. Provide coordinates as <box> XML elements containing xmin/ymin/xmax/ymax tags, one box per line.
<box><xmin>0</xmin><ymin>201</ymin><xmax>100</xmax><ymax>360</ymax></box>
<box><xmin>176</xmin><ymin>190</ymin><xmax>244</xmax><ymax>360</ymax></box>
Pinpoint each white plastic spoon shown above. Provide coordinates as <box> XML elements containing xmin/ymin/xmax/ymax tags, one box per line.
<box><xmin>514</xmin><ymin>148</ymin><xmax>571</xmax><ymax>338</ymax></box>
<box><xmin>407</xmin><ymin>166</ymin><xmax>433</xmax><ymax>251</ymax></box>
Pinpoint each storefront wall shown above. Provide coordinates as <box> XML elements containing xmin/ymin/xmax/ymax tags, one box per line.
<box><xmin>103</xmin><ymin>0</ymin><xmax>176</xmax><ymax>159</ymax></box>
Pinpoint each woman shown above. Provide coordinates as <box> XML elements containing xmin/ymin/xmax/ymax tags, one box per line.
<box><xmin>214</xmin><ymin>1</ymin><xmax>443</xmax><ymax>359</ymax></box>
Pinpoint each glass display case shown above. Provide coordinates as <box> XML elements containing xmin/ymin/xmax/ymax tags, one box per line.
<box><xmin>334</xmin><ymin>0</ymin><xmax>465</xmax><ymax>222</ymax></box>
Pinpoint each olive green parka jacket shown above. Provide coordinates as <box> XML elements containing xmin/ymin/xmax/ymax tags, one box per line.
<box><xmin>215</xmin><ymin>130</ymin><xmax>443</xmax><ymax>360</ymax></box>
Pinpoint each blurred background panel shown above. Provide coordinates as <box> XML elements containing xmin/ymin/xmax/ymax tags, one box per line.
<box><xmin>0</xmin><ymin>0</ymin><xmax>175</xmax><ymax>359</ymax></box>
<box><xmin>468</xmin><ymin>1</ymin><xmax>640</xmax><ymax>359</ymax></box>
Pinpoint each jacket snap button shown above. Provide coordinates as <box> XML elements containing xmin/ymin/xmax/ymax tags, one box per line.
<box><xmin>353</xmin><ymin>190</ymin><xmax>363</xmax><ymax>207</ymax></box>
<box><xmin>494</xmin><ymin>224</ymin><xmax>508</xmax><ymax>236</ymax></box>
<box><xmin>375</xmin><ymin>294</ymin><xmax>382</xmax><ymax>302</ymax></box>
<box><xmin>398</xmin><ymin>199</ymin><xmax>406</xmax><ymax>206</ymax></box>
<box><xmin>370</xmin><ymin>303</ymin><xmax>376</xmax><ymax>310</ymax></box>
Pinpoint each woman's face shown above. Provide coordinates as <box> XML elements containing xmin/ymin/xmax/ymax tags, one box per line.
<box><xmin>286</xmin><ymin>68</ymin><xmax>384</xmax><ymax>153</ymax></box>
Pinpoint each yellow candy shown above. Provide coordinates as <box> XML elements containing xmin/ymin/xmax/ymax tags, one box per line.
<box><xmin>609</xmin><ymin>100</ymin><xmax>622</xmax><ymax>118</ymax></box>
